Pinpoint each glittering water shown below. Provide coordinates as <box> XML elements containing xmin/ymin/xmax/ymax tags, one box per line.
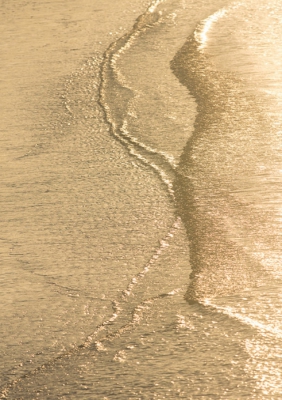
<box><xmin>1</xmin><ymin>0</ymin><xmax>282</xmax><ymax>398</ymax></box>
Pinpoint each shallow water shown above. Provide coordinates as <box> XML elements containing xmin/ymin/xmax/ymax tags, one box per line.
<box><xmin>1</xmin><ymin>0</ymin><xmax>282</xmax><ymax>398</ymax></box>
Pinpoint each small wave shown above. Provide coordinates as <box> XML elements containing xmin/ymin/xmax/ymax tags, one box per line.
<box><xmin>194</xmin><ymin>2</ymin><xmax>244</xmax><ymax>51</ymax></box>
<box><xmin>194</xmin><ymin>8</ymin><xmax>227</xmax><ymax>51</ymax></box>
<box><xmin>171</xmin><ymin>2</ymin><xmax>279</xmax><ymax>301</ymax></box>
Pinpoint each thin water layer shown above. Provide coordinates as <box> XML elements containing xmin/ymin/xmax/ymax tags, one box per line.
<box><xmin>1</xmin><ymin>0</ymin><xmax>282</xmax><ymax>398</ymax></box>
<box><xmin>1</xmin><ymin>0</ymin><xmax>179</xmax><ymax>387</ymax></box>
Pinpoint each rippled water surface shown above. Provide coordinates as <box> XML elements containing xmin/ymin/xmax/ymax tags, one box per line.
<box><xmin>1</xmin><ymin>0</ymin><xmax>282</xmax><ymax>398</ymax></box>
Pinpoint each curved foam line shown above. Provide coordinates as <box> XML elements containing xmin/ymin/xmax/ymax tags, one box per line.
<box><xmin>122</xmin><ymin>217</ymin><xmax>182</xmax><ymax>299</ymax></box>
<box><xmin>99</xmin><ymin>0</ymin><xmax>177</xmax><ymax>200</ymax></box>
